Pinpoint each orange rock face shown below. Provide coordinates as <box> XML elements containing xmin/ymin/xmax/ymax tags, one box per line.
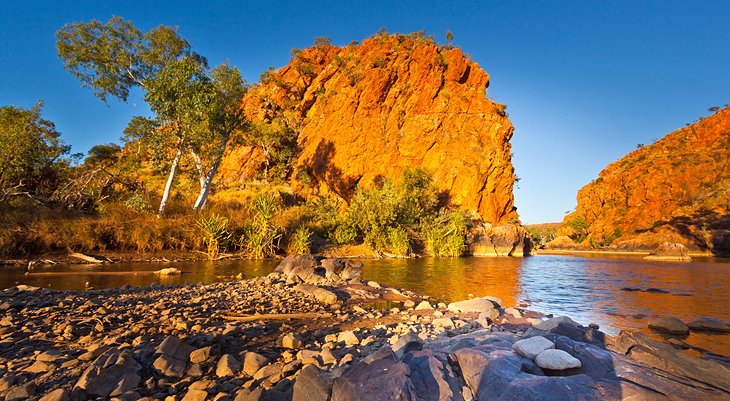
<box><xmin>222</xmin><ymin>34</ymin><xmax>518</xmax><ymax>224</ymax></box>
<box><xmin>559</xmin><ymin>107</ymin><xmax>730</xmax><ymax>255</ymax></box>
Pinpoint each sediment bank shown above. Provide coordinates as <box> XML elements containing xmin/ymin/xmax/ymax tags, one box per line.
<box><xmin>1</xmin><ymin>255</ymin><xmax>729</xmax><ymax>401</ymax></box>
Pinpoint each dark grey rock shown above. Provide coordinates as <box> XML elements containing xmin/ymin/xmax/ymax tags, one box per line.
<box><xmin>331</xmin><ymin>358</ymin><xmax>417</xmax><ymax>401</ymax></box>
<box><xmin>402</xmin><ymin>349</ymin><xmax>464</xmax><ymax>401</ymax></box>
<box><xmin>292</xmin><ymin>365</ymin><xmax>331</xmax><ymax>401</ymax></box>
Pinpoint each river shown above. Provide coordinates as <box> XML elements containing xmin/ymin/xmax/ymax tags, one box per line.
<box><xmin>2</xmin><ymin>254</ymin><xmax>728</xmax><ymax>355</ymax></box>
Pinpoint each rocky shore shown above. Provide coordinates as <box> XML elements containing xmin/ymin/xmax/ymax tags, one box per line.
<box><xmin>1</xmin><ymin>255</ymin><xmax>729</xmax><ymax>401</ymax></box>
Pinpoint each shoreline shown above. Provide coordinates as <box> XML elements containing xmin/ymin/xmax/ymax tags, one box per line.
<box><xmin>1</xmin><ymin>255</ymin><xmax>728</xmax><ymax>400</ymax></box>
<box><xmin>3</xmin><ymin>247</ymin><xmax>726</xmax><ymax>269</ymax></box>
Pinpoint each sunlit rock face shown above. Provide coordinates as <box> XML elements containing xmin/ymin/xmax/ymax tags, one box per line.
<box><xmin>559</xmin><ymin>106</ymin><xmax>730</xmax><ymax>255</ymax></box>
<box><xmin>220</xmin><ymin>33</ymin><xmax>519</xmax><ymax>224</ymax></box>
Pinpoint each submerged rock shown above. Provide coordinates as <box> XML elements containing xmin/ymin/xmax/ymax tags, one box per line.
<box><xmin>648</xmin><ymin>317</ymin><xmax>689</xmax><ymax>335</ymax></box>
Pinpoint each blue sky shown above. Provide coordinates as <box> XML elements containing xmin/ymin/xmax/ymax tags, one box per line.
<box><xmin>1</xmin><ymin>1</ymin><xmax>728</xmax><ymax>223</ymax></box>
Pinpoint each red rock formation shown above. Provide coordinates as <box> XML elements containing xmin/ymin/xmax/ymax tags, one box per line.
<box><xmin>221</xmin><ymin>33</ymin><xmax>518</xmax><ymax>224</ymax></box>
<box><xmin>558</xmin><ymin>107</ymin><xmax>730</xmax><ymax>255</ymax></box>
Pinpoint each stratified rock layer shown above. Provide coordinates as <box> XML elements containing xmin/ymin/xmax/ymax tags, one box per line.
<box><xmin>221</xmin><ymin>34</ymin><xmax>518</xmax><ymax>223</ymax></box>
<box><xmin>559</xmin><ymin>107</ymin><xmax>730</xmax><ymax>255</ymax></box>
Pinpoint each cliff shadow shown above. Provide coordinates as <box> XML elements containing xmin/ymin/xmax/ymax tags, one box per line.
<box><xmin>636</xmin><ymin>209</ymin><xmax>730</xmax><ymax>256</ymax></box>
<box><xmin>300</xmin><ymin>140</ymin><xmax>363</xmax><ymax>200</ymax></box>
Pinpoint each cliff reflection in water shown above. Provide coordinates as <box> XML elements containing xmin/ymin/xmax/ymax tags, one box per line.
<box><xmin>2</xmin><ymin>254</ymin><xmax>728</xmax><ymax>355</ymax></box>
<box><xmin>364</xmin><ymin>255</ymin><xmax>730</xmax><ymax>356</ymax></box>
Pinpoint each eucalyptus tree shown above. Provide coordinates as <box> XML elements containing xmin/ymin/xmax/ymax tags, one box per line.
<box><xmin>190</xmin><ymin>64</ymin><xmax>247</xmax><ymax>211</ymax></box>
<box><xmin>56</xmin><ymin>17</ymin><xmax>247</xmax><ymax>214</ymax></box>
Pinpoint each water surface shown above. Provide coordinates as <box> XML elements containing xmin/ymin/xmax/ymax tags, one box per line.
<box><xmin>2</xmin><ymin>254</ymin><xmax>728</xmax><ymax>355</ymax></box>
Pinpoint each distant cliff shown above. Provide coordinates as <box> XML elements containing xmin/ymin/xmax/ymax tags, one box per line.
<box><xmin>219</xmin><ymin>33</ymin><xmax>519</xmax><ymax>224</ymax></box>
<box><xmin>557</xmin><ymin>107</ymin><xmax>730</xmax><ymax>255</ymax></box>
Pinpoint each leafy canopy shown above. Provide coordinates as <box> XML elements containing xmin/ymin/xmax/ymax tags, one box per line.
<box><xmin>56</xmin><ymin>16</ymin><xmax>199</xmax><ymax>103</ymax></box>
<box><xmin>0</xmin><ymin>102</ymin><xmax>71</xmax><ymax>196</ymax></box>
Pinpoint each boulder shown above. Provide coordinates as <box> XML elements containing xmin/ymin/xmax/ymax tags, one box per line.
<box><xmin>292</xmin><ymin>365</ymin><xmax>331</xmax><ymax>401</ymax></box>
<box><xmin>648</xmin><ymin>317</ymin><xmax>689</xmax><ymax>335</ymax></box>
<box><xmin>293</xmin><ymin>283</ymin><xmax>339</xmax><ymax>305</ymax></box>
<box><xmin>534</xmin><ymin>349</ymin><xmax>582</xmax><ymax>370</ymax></box>
<box><xmin>156</xmin><ymin>335</ymin><xmax>194</xmax><ymax>360</ymax></box>
<box><xmin>402</xmin><ymin>350</ymin><xmax>464</xmax><ymax>401</ymax></box>
<box><xmin>512</xmin><ymin>336</ymin><xmax>555</xmax><ymax>359</ymax></box>
<box><xmin>75</xmin><ymin>348</ymin><xmax>141</xmax><ymax>398</ymax></box>
<box><xmin>392</xmin><ymin>331</ymin><xmax>423</xmax><ymax>359</ymax></box>
<box><xmin>453</xmin><ymin>348</ymin><xmax>490</xmax><ymax>393</ymax></box>
<box><xmin>415</xmin><ymin>301</ymin><xmax>434</xmax><ymax>310</ymax></box>
<box><xmin>216</xmin><ymin>354</ymin><xmax>242</xmax><ymax>377</ymax></box>
<box><xmin>447</xmin><ymin>298</ymin><xmax>496</xmax><ymax>314</ymax></box>
<box><xmin>608</xmin><ymin>330</ymin><xmax>730</xmax><ymax>396</ymax></box>
<box><xmin>4</xmin><ymin>382</ymin><xmax>37</xmax><ymax>401</ymax></box>
<box><xmin>39</xmin><ymin>389</ymin><xmax>70</xmax><ymax>401</ymax></box>
<box><xmin>243</xmin><ymin>352</ymin><xmax>269</xmax><ymax>377</ymax></box>
<box><xmin>533</xmin><ymin>316</ymin><xmax>580</xmax><ymax>332</ymax></box>
<box><xmin>331</xmin><ymin>358</ymin><xmax>418</xmax><ymax>401</ymax></box>
<box><xmin>282</xmin><ymin>333</ymin><xmax>304</xmax><ymax>349</ymax></box>
<box><xmin>687</xmin><ymin>317</ymin><xmax>730</xmax><ymax>333</ymax></box>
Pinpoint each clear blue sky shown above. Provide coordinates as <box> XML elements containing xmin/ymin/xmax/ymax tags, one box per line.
<box><xmin>1</xmin><ymin>1</ymin><xmax>728</xmax><ymax>223</ymax></box>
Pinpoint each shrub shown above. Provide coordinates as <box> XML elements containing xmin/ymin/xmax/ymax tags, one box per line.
<box><xmin>238</xmin><ymin>193</ymin><xmax>282</xmax><ymax>258</ymax></box>
<box><xmin>330</xmin><ymin>221</ymin><xmax>358</xmax><ymax>245</ymax></box>
<box><xmin>196</xmin><ymin>214</ymin><xmax>232</xmax><ymax>259</ymax></box>
<box><xmin>124</xmin><ymin>193</ymin><xmax>151</xmax><ymax>212</ymax></box>
<box><xmin>288</xmin><ymin>226</ymin><xmax>312</xmax><ymax>254</ymax></box>
<box><xmin>386</xmin><ymin>226</ymin><xmax>411</xmax><ymax>256</ymax></box>
<box><xmin>421</xmin><ymin>210</ymin><xmax>468</xmax><ymax>257</ymax></box>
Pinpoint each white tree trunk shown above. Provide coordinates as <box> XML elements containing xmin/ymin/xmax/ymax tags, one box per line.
<box><xmin>192</xmin><ymin>134</ymin><xmax>231</xmax><ymax>212</ymax></box>
<box><xmin>157</xmin><ymin>140</ymin><xmax>184</xmax><ymax>216</ymax></box>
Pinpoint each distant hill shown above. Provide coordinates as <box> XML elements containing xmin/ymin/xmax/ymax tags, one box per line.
<box><xmin>555</xmin><ymin>106</ymin><xmax>730</xmax><ymax>255</ymax></box>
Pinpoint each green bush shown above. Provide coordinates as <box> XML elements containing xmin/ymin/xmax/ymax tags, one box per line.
<box><xmin>238</xmin><ymin>193</ymin><xmax>282</xmax><ymax>258</ymax></box>
<box><xmin>421</xmin><ymin>210</ymin><xmax>467</xmax><ymax>257</ymax></box>
<box><xmin>386</xmin><ymin>226</ymin><xmax>411</xmax><ymax>256</ymax></box>
<box><xmin>196</xmin><ymin>214</ymin><xmax>232</xmax><ymax>259</ymax></box>
<box><xmin>330</xmin><ymin>221</ymin><xmax>358</xmax><ymax>245</ymax></box>
<box><xmin>288</xmin><ymin>226</ymin><xmax>312</xmax><ymax>254</ymax></box>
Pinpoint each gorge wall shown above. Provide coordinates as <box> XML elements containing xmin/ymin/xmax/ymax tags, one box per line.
<box><xmin>219</xmin><ymin>33</ymin><xmax>519</xmax><ymax>224</ymax></box>
<box><xmin>557</xmin><ymin>107</ymin><xmax>730</xmax><ymax>255</ymax></box>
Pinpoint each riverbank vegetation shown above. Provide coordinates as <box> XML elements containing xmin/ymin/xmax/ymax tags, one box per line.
<box><xmin>1</xmin><ymin>18</ymin><xmax>489</xmax><ymax>261</ymax></box>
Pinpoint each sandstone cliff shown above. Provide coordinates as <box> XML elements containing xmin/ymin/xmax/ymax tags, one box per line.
<box><xmin>557</xmin><ymin>107</ymin><xmax>730</xmax><ymax>255</ymax></box>
<box><xmin>220</xmin><ymin>33</ymin><xmax>518</xmax><ymax>224</ymax></box>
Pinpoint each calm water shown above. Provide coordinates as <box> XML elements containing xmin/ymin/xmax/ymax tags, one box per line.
<box><xmin>2</xmin><ymin>254</ymin><xmax>728</xmax><ymax>355</ymax></box>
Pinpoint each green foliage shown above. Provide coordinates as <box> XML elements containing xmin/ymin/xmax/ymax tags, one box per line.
<box><xmin>56</xmin><ymin>16</ymin><xmax>197</xmax><ymax>103</ymax></box>
<box><xmin>313</xmin><ymin>36</ymin><xmax>332</xmax><ymax>47</ymax></box>
<box><xmin>251</xmin><ymin>193</ymin><xmax>280</xmax><ymax>221</ymax></box>
<box><xmin>565</xmin><ymin>216</ymin><xmax>588</xmax><ymax>231</ymax></box>
<box><xmin>239</xmin><ymin>193</ymin><xmax>282</xmax><ymax>258</ymax></box>
<box><xmin>348</xmin><ymin>168</ymin><xmax>437</xmax><ymax>255</ymax></box>
<box><xmin>123</xmin><ymin>193</ymin><xmax>151</xmax><ymax>212</ymax></box>
<box><xmin>196</xmin><ymin>214</ymin><xmax>232</xmax><ymax>259</ymax></box>
<box><xmin>526</xmin><ymin>225</ymin><xmax>558</xmax><ymax>246</ymax></box>
<box><xmin>385</xmin><ymin>226</ymin><xmax>411</xmax><ymax>256</ymax></box>
<box><xmin>288</xmin><ymin>226</ymin><xmax>312</xmax><ymax>254</ymax></box>
<box><xmin>421</xmin><ymin>210</ymin><xmax>468</xmax><ymax>257</ymax></box>
<box><xmin>0</xmin><ymin>102</ymin><xmax>71</xmax><ymax>199</ymax></box>
<box><xmin>330</xmin><ymin>223</ymin><xmax>357</xmax><ymax>245</ymax></box>
<box><xmin>242</xmin><ymin>119</ymin><xmax>298</xmax><ymax>181</ymax></box>
<box><xmin>85</xmin><ymin>143</ymin><xmax>121</xmax><ymax>166</ymax></box>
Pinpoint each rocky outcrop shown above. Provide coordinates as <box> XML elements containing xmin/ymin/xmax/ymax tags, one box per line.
<box><xmin>558</xmin><ymin>106</ymin><xmax>730</xmax><ymax>255</ymax></box>
<box><xmin>468</xmin><ymin>223</ymin><xmax>535</xmax><ymax>256</ymax></box>
<box><xmin>222</xmin><ymin>33</ymin><xmax>519</xmax><ymax>223</ymax></box>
